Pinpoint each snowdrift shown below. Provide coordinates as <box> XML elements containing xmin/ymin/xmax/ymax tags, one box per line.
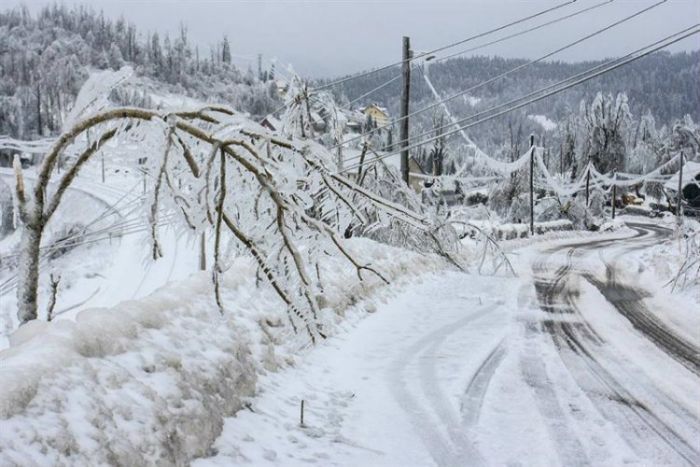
<box><xmin>0</xmin><ymin>238</ymin><xmax>453</xmax><ymax>465</ymax></box>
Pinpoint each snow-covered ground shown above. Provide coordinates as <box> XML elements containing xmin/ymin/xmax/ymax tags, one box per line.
<box><xmin>1</xmin><ymin>194</ymin><xmax>698</xmax><ymax>465</ymax></box>
<box><xmin>0</xmin><ymin>228</ymin><xmax>456</xmax><ymax>464</ymax></box>
<box><xmin>195</xmin><ymin>219</ymin><xmax>699</xmax><ymax>466</ymax></box>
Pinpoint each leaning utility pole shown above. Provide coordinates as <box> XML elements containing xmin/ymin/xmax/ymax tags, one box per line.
<box><xmin>529</xmin><ymin>134</ymin><xmax>535</xmax><ymax>236</ymax></box>
<box><xmin>400</xmin><ymin>36</ymin><xmax>411</xmax><ymax>186</ymax></box>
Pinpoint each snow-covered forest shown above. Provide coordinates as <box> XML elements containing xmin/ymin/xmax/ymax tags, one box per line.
<box><xmin>1</xmin><ymin>2</ymin><xmax>699</xmax><ymax>466</ymax></box>
<box><xmin>0</xmin><ymin>5</ymin><xmax>280</xmax><ymax>141</ymax></box>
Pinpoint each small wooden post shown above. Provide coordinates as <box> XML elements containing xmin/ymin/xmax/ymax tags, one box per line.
<box><xmin>101</xmin><ymin>153</ymin><xmax>106</xmax><ymax>183</ymax></box>
<box><xmin>199</xmin><ymin>232</ymin><xmax>206</xmax><ymax>271</ymax></box>
<box><xmin>529</xmin><ymin>134</ymin><xmax>535</xmax><ymax>236</ymax></box>
<box><xmin>300</xmin><ymin>399</ymin><xmax>305</xmax><ymax>427</ymax></box>
<box><xmin>399</xmin><ymin>36</ymin><xmax>411</xmax><ymax>187</ymax></box>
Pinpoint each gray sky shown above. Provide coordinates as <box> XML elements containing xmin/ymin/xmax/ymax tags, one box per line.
<box><xmin>10</xmin><ymin>0</ymin><xmax>700</xmax><ymax>77</ymax></box>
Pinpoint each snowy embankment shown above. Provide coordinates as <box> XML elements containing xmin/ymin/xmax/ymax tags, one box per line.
<box><xmin>0</xmin><ymin>238</ymin><xmax>455</xmax><ymax>465</ymax></box>
<box><xmin>608</xmin><ymin>218</ymin><xmax>700</xmax><ymax>332</ymax></box>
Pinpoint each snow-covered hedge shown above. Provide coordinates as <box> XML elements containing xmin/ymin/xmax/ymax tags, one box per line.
<box><xmin>465</xmin><ymin>219</ymin><xmax>573</xmax><ymax>241</ymax></box>
<box><xmin>0</xmin><ymin>238</ymin><xmax>454</xmax><ymax>465</ymax></box>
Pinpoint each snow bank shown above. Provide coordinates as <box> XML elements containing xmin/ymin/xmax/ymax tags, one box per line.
<box><xmin>0</xmin><ymin>275</ymin><xmax>255</xmax><ymax>466</ymax></box>
<box><xmin>0</xmin><ymin>238</ymin><xmax>454</xmax><ymax>465</ymax></box>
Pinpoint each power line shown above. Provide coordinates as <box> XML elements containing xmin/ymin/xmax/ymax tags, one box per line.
<box><xmin>313</xmin><ymin>0</ymin><xmax>579</xmax><ymax>92</ymax></box>
<box><xmin>340</xmin><ymin>25</ymin><xmax>700</xmax><ymax>174</ymax></box>
<box><xmin>431</xmin><ymin>0</ymin><xmax>615</xmax><ymax>64</ymax></box>
<box><xmin>343</xmin><ymin>0</ymin><xmax>613</xmax><ymax>109</ymax></box>
<box><xmin>347</xmin><ymin>73</ymin><xmax>402</xmax><ymax>107</ymax></box>
<box><xmin>337</xmin><ymin>0</ymin><xmax>668</xmax><ymax>153</ymax></box>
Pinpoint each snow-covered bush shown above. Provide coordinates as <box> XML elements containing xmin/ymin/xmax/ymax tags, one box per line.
<box><xmin>347</xmin><ymin>162</ymin><xmax>461</xmax><ymax>261</ymax></box>
<box><xmin>672</xmin><ymin>224</ymin><xmax>700</xmax><ymax>293</ymax></box>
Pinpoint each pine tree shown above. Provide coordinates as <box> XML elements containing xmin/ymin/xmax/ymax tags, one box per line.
<box><xmin>222</xmin><ymin>36</ymin><xmax>231</xmax><ymax>64</ymax></box>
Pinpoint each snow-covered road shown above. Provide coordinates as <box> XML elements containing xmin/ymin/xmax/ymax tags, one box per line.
<box><xmin>197</xmin><ymin>222</ymin><xmax>700</xmax><ymax>467</ymax></box>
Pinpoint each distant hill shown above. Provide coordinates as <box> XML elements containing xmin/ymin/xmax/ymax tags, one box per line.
<box><xmin>324</xmin><ymin>51</ymin><xmax>700</xmax><ymax>151</ymax></box>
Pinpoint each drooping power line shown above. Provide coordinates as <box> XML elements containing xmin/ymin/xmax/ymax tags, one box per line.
<box><xmin>339</xmin><ymin>25</ymin><xmax>700</xmax><ymax>174</ymax></box>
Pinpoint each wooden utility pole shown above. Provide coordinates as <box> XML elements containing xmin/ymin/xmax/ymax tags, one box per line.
<box><xmin>585</xmin><ymin>166</ymin><xmax>590</xmax><ymax>207</ymax></box>
<box><xmin>400</xmin><ymin>36</ymin><xmax>411</xmax><ymax>186</ymax></box>
<box><xmin>677</xmin><ymin>149</ymin><xmax>685</xmax><ymax>222</ymax></box>
<box><xmin>529</xmin><ymin>134</ymin><xmax>535</xmax><ymax>236</ymax></box>
<box><xmin>612</xmin><ymin>172</ymin><xmax>617</xmax><ymax>220</ymax></box>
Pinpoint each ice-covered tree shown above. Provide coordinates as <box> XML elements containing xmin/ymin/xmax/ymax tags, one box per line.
<box><xmin>579</xmin><ymin>92</ymin><xmax>632</xmax><ymax>175</ymax></box>
<box><xmin>12</xmin><ymin>80</ymin><xmax>459</xmax><ymax>341</ymax></box>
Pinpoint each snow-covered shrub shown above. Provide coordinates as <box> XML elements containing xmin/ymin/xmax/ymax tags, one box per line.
<box><xmin>672</xmin><ymin>224</ymin><xmax>700</xmax><ymax>294</ymax></box>
<box><xmin>535</xmin><ymin>198</ymin><xmax>562</xmax><ymax>223</ymax></box>
<box><xmin>349</xmin><ymin>162</ymin><xmax>460</xmax><ymax>261</ymax></box>
<box><xmin>507</xmin><ymin>193</ymin><xmax>530</xmax><ymax>224</ymax></box>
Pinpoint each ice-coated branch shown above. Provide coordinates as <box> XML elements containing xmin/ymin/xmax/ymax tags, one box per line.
<box><xmin>15</xmin><ymin>105</ymin><xmax>459</xmax><ymax>344</ymax></box>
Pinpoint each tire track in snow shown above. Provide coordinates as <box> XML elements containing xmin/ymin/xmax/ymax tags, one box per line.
<box><xmin>553</xmin><ymin>300</ymin><xmax>700</xmax><ymax>466</ymax></box>
<box><xmin>460</xmin><ymin>339</ymin><xmax>506</xmax><ymax>429</ymax></box>
<box><xmin>388</xmin><ymin>304</ymin><xmax>496</xmax><ymax>467</ymax></box>
<box><xmin>419</xmin><ymin>313</ymin><xmax>507</xmax><ymax>465</ymax></box>
<box><xmin>519</xmin><ymin>336</ymin><xmax>591</xmax><ymax>467</ymax></box>
<box><xmin>531</xmin><ymin>225</ymin><xmax>700</xmax><ymax>465</ymax></box>
<box><xmin>584</xmin><ymin>224</ymin><xmax>700</xmax><ymax>376</ymax></box>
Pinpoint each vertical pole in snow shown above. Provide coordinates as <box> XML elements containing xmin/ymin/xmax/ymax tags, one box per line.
<box><xmin>101</xmin><ymin>153</ymin><xmax>105</xmax><ymax>183</ymax></box>
<box><xmin>677</xmin><ymin>149</ymin><xmax>684</xmax><ymax>223</ymax></box>
<box><xmin>559</xmin><ymin>143</ymin><xmax>563</xmax><ymax>175</ymax></box>
<box><xmin>300</xmin><ymin>400</ymin><xmax>305</xmax><ymax>426</ymax></box>
<box><xmin>337</xmin><ymin>144</ymin><xmax>343</xmax><ymax>173</ymax></box>
<box><xmin>199</xmin><ymin>232</ymin><xmax>206</xmax><ymax>271</ymax></box>
<box><xmin>529</xmin><ymin>134</ymin><xmax>535</xmax><ymax>236</ymax></box>
<box><xmin>612</xmin><ymin>173</ymin><xmax>617</xmax><ymax>220</ymax></box>
<box><xmin>585</xmin><ymin>166</ymin><xmax>590</xmax><ymax>207</ymax></box>
<box><xmin>400</xmin><ymin>36</ymin><xmax>411</xmax><ymax>187</ymax></box>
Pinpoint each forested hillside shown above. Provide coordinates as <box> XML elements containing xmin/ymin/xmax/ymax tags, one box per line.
<box><xmin>0</xmin><ymin>5</ymin><xmax>280</xmax><ymax>139</ymax></box>
<box><xmin>331</xmin><ymin>51</ymin><xmax>699</xmax><ymax>125</ymax></box>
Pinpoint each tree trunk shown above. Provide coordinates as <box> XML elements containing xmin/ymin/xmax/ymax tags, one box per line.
<box><xmin>17</xmin><ymin>224</ymin><xmax>42</xmax><ymax>323</ymax></box>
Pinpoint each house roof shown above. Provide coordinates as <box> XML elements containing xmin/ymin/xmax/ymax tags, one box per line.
<box><xmin>359</xmin><ymin>103</ymin><xmax>389</xmax><ymax>115</ymax></box>
<box><xmin>664</xmin><ymin>161</ymin><xmax>700</xmax><ymax>191</ymax></box>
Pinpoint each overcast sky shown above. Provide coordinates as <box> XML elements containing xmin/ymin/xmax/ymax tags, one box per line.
<box><xmin>9</xmin><ymin>0</ymin><xmax>700</xmax><ymax>78</ymax></box>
